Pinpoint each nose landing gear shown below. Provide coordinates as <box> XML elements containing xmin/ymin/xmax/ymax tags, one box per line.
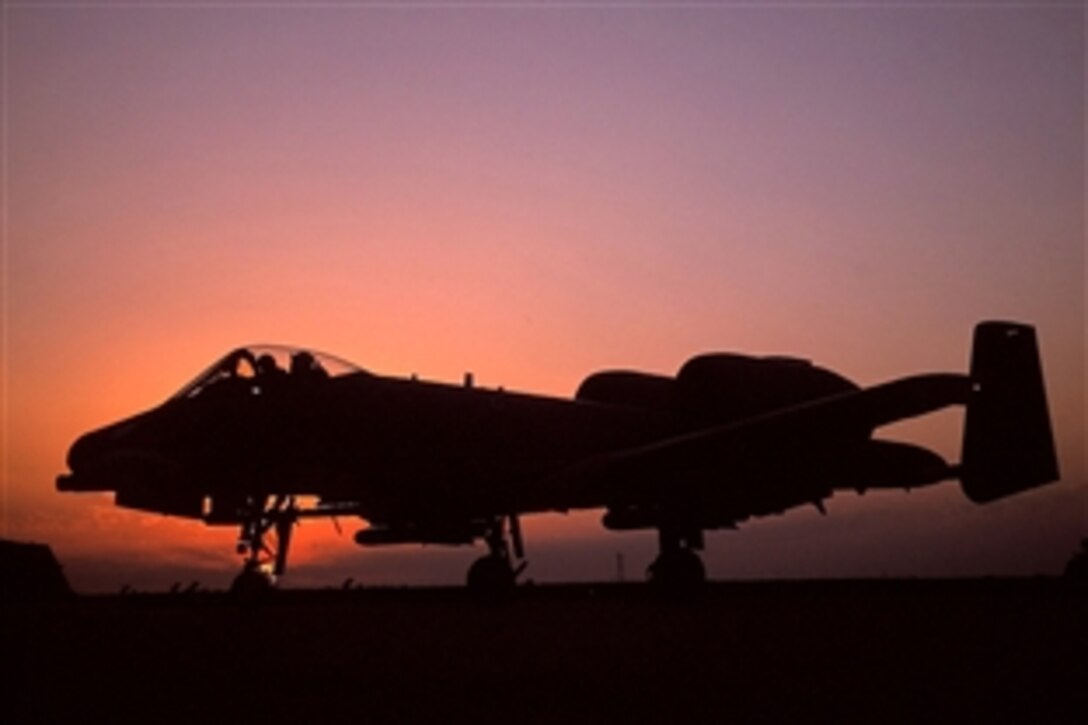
<box><xmin>230</xmin><ymin>495</ymin><xmax>298</xmax><ymax>595</ymax></box>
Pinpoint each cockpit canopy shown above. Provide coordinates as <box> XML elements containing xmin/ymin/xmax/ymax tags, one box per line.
<box><xmin>172</xmin><ymin>345</ymin><xmax>366</xmax><ymax>401</ymax></box>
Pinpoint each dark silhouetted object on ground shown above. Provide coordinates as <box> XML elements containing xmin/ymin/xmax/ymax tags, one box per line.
<box><xmin>0</xmin><ymin>539</ymin><xmax>72</xmax><ymax>602</ymax></box>
<box><xmin>1065</xmin><ymin>538</ymin><xmax>1088</xmax><ymax>584</ymax></box>
<box><xmin>55</xmin><ymin>321</ymin><xmax>1060</xmax><ymax>592</ymax></box>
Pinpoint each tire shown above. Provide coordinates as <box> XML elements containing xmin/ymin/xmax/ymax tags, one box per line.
<box><xmin>466</xmin><ymin>555</ymin><xmax>516</xmax><ymax>593</ymax></box>
<box><xmin>647</xmin><ymin>548</ymin><xmax>706</xmax><ymax>589</ymax></box>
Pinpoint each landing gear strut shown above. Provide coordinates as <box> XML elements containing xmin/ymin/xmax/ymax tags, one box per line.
<box><xmin>648</xmin><ymin>524</ymin><xmax>706</xmax><ymax>589</ymax></box>
<box><xmin>230</xmin><ymin>495</ymin><xmax>298</xmax><ymax>594</ymax></box>
<box><xmin>466</xmin><ymin>515</ymin><xmax>526</xmax><ymax>593</ymax></box>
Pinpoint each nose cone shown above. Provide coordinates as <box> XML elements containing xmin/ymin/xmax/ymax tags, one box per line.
<box><xmin>57</xmin><ymin>407</ymin><xmax>204</xmax><ymax>518</ymax></box>
<box><xmin>57</xmin><ymin>429</ymin><xmax>113</xmax><ymax>492</ymax></box>
<box><xmin>56</xmin><ymin>414</ymin><xmax>152</xmax><ymax>492</ymax></box>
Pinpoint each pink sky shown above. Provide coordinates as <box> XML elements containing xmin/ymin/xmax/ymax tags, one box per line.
<box><xmin>3</xmin><ymin>2</ymin><xmax>1084</xmax><ymax>592</ymax></box>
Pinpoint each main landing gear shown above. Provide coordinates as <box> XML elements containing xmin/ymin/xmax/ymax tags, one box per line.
<box><xmin>466</xmin><ymin>515</ymin><xmax>527</xmax><ymax>593</ymax></box>
<box><xmin>647</xmin><ymin>524</ymin><xmax>707</xmax><ymax>589</ymax></box>
<box><xmin>230</xmin><ymin>495</ymin><xmax>298</xmax><ymax>595</ymax></box>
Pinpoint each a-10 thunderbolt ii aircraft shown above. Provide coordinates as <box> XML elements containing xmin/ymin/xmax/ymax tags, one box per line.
<box><xmin>57</xmin><ymin>321</ymin><xmax>1059</xmax><ymax>591</ymax></box>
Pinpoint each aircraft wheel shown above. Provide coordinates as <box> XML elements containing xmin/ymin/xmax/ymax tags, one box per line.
<box><xmin>466</xmin><ymin>555</ymin><xmax>516</xmax><ymax>593</ymax></box>
<box><xmin>647</xmin><ymin>548</ymin><xmax>706</xmax><ymax>589</ymax></box>
<box><xmin>230</xmin><ymin>563</ymin><xmax>274</xmax><ymax>597</ymax></box>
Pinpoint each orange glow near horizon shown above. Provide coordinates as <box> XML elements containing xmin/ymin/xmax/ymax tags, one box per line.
<box><xmin>4</xmin><ymin>5</ymin><xmax>1084</xmax><ymax>591</ymax></box>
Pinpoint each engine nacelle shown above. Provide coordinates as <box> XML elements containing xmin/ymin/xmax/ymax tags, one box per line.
<box><xmin>577</xmin><ymin>355</ymin><xmax>859</xmax><ymax>426</ymax></box>
<box><xmin>575</xmin><ymin>371</ymin><xmax>675</xmax><ymax>410</ymax></box>
<box><xmin>675</xmin><ymin>354</ymin><xmax>858</xmax><ymax>424</ymax></box>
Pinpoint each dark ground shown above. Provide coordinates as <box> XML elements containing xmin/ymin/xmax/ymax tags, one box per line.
<box><xmin>3</xmin><ymin>579</ymin><xmax>1085</xmax><ymax>724</ymax></box>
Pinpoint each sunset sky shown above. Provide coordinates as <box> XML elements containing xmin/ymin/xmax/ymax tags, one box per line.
<box><xmin>3</xmin><ymin>1</ymin><xmax>1084</xmax><ymax>592</ymax></box>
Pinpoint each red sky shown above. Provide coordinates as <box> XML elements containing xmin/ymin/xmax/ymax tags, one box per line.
<box><xmin>3</xmin><ymin>2</ymin><xmax>1084</xmax><ymax>592</ymax></box>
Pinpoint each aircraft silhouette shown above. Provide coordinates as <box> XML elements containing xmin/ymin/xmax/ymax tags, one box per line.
<box><xmin>57</xmin><ymin>321</ymin><xmax>1059</xmax><ymax>591</ymax></box>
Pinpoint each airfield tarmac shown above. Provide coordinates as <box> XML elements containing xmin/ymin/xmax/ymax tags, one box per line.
<box><xmin>4</xmin><ymin>579</ymin><xmax>1085</xmax><ymax>724</ymax></box>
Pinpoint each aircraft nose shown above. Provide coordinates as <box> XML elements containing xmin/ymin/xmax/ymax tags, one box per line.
<box><xmin>58</xmin><ymin>430</ymin><xmax>113</xmax><ymax>492</ymax></box>
<box><xmin>58</xmin><ymin>419</ymin><xmax>144</xmax><ymax>492</ymax></box>
<box><xmin>65</xmin><ymin>430</ymin><xmax>102</xmax><ymax>471</ymax></box>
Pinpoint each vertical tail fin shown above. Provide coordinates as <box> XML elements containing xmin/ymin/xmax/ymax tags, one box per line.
<box><xmin>960</xmin><ymin>321</ymin><xmax>1060</xmax><ymax>503</ymax></box>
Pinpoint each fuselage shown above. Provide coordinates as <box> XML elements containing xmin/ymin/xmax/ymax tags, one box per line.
<box><xmin>58</xmin><ymin>361</ymin><xmax>680</xmax><ymax>524</ymax></box>
<box><xmin>56</xmin><ymin>342</ymin><xmax>957</xmax><ymax>534</ymax></box>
